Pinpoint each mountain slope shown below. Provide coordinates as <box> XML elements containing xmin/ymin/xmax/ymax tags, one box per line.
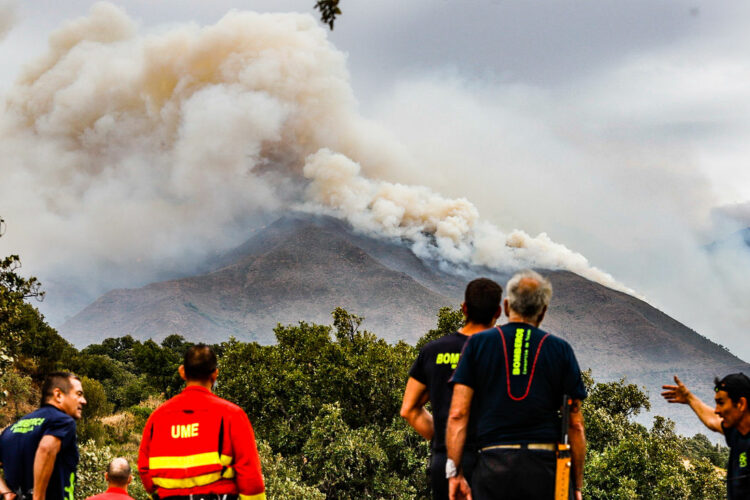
<box><xmin>60</xmin><ymin>214</ymin><xmax>749</xmax><ymax>435</ymax></box>
<box><xmin>61</xmin><ymin>217</ymin><xmax>456</xmax><ymax>345</ymax></box>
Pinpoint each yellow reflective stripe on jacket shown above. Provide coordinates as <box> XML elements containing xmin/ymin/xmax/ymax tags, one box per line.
<box><xmin>153</xmin><ymin>471</ymin><xmax>223</xmax><ymax>488</ymax></box>
<box><xmin>149</xmin><ymin>452</ymin><xmax>233</xmax><ymax>469</ymax></box>
<box><xmin>239</xmin><ymin>493</ymin><xmax>266</xmax><ymax>500</ymax></box>
<box><xmin>221</xmin><ymin>466</ymin><xmax>235</xmax><ymax>479</ymax></box>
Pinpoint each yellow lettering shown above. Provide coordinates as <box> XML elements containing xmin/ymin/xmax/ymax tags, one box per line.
<box><xmin>171</xmin><ymin>423</ymin><xmax>200</xmax><ymax>438</ymax></box>
<box><xmin>436</xmin><ymin>353</ymin><xmax>444</xmax><ymax>364</ymax></box>
<box><xmin>450</xmin><ymin>353</ymin><xmax>460</xmax><ymax>368</ymax></box>
<box><xmin>512</xmin><ymin>329</ymin><xmax>524</xmax><ymax>375</ymax></box>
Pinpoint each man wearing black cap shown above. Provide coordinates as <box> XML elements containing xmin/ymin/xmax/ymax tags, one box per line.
<box><xmin>662</xmin><ymin>373</ymin><xmax>750</xmax><ymax>499</ymax></box>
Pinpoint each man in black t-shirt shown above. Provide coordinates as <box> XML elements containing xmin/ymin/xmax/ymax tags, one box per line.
<box><xmin>0</xmin><ymin>372</ymin><xmax>86</xmax><ymax>500</ymax></box>
<box><xmin>662</xmin><ymin>373</ymin><xmax>750</xmax><ymax>499</ymax></box>
<box><xmin>401</xmin><ymin>278</ymin><xmax>503</xmax><ymax>500</ymax></box>
<box><xmin>446</xmin><ymin>270</ymin><xmax>587</xmax><ymax>500</ymax></box>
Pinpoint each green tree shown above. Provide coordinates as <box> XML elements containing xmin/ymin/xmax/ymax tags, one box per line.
<box><xmin>583</xmin><ymin>378</ymin><xmax>726</xmax><ymax>499</ymax></box>
<box><xmin>315</xmin><ymin>0</ymin><xmax>341</xmax><ymax>29</ymax></box>
<box><xmin>217</xmin><ymin>308</ymin><xmax>428</xmax><ymax>498</ymax></box>
<box><xmin>416</xmin><ymin>306</ymin><xmax>463</xmax><ymax>351</ymax></box>
<box><xmin>0</xmin><ymin>369</ymin><xmax>33</xmax><ymax>420</ymax></box>
<box><xmin>0</xmin><ymin>254</ymin><xmax>44</xmax><ymax>373</ymax></box>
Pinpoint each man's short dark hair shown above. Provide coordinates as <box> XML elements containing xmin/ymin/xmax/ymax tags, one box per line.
<box><xmin>184</xmin><ymin>344</ymin><xmax>217</xmax><ymax>381</ymax></box>
<box><xmin>107</xmin><ymin>457</ymin><xmax>131</xmax><ymax>486</ymax></box>
<box><xmin>464</xmin><ymin>278</ymin><xmax>502</xmax><ymax>326</ymax></box>
<box><xmin>714</xmin><ymin>373</ymin><xmax>750</xmax><ymax>405</ymax></box>
<box><xmin>40</xmin><ymin>372</ymin><xmax>79</xmax><ymax>407</ymax></box>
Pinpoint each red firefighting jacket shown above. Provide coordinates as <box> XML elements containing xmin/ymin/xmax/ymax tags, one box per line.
<box><xmin>138</xmin><ymin>386</ymin><xmax>266</xmax><ymax>500</ymax></box>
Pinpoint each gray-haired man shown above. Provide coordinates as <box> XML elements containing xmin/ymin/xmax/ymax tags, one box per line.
<box><xmin>446</xmin><ymin>270</ymin><xmax>587</xmax><ymax>500</ymax></box>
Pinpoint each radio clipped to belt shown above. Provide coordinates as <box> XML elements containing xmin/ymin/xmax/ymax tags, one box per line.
<box><xmin>555</xmin><ymin>395</ymin><xmax>572</xmax><ymax>500</ymax></box>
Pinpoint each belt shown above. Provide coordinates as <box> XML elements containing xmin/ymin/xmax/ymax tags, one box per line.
<box><xmin>481</xmin><ymin>442</ymin><xmax>556</xmax><ymax>452</ymax></box>
<box><xmin>163</xmin><ymin>495</ymin><xmax>238</xmax><ymax>500</ymax></box>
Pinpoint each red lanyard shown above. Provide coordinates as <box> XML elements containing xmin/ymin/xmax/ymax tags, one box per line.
<box><xmin>497</xmin><ymin>326</ymin><xmax>549</xmax><ymax>401</ymax></box>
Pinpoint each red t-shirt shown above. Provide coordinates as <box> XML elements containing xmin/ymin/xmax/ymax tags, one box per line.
<box><xmin>85</xmin><ymin>486</ymin><xmax>134</xmax><ymax>500</ymax></box>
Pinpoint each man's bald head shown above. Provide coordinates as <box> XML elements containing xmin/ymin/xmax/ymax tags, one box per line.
<box><xmin>106</xmin><ymin>457</ymin><xmax>132</xmax><ymax>487</ymax></box>
<box><xmin>506</xmin><ymin>270</ymin><xmax>553</xmax><ymax>323</ymax></box>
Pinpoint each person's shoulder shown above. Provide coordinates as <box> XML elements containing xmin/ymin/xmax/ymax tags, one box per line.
<box><xmin>537</xmin><ymin>328</ymin><xmax>573</xmax><ymax>349</ymax></box>
<box><xmin>470</xmin><ymin>327</ymin><xmax>500</xmax><ymax>344</ymax></box>
<box><xmin>39</xmin><ymin>405</ymin><xmax>76</xmax><ymax>425</ymax></box>
<box><xmin>208</xmin><ymin>392</ymin><xmax>246</xmax><ymax>414</ymax></box>
<box><xmin>421</xmin><ymin>332</ymin><xmax>467</xmax><ymax>353</ymax></box>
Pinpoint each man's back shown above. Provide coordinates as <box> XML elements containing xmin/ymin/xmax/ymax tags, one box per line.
<box><xmin>410</xmin><ymin>332</ymin><xmax>475</xmax><ymax>451</ymax></box>
<box><xmin>0</xmin><ymin>405</ymin><xmax>78</xmax><ymax>498</ymax></box>
<box><xmin>86</xmin><ymin>487</ymin><xmax>134</xmax><ymax>500</ymax></box>
<box><xmin>451</xmin><ymin>323</ymin><xmax>586</xmax><ymax>446</ymax></box>
<box><xmin>138</xmin><ymin>385</ymin><xmax>265</xmax><ymax>498</ymax></box>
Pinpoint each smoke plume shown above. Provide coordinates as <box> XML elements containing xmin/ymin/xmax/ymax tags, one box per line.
<box><xmin>0</xmin><ymin>0</ymin><xmax>17</xmax><ymax>41</ymax></box>
<box><xmin>0</xmin><ymin>2</ymin><xmax>644</xmax><ymax>325</ymax></box>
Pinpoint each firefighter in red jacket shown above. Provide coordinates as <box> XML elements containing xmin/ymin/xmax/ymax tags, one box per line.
<box><xmin>138</xmin><ymin>344</ymin><xmax>266</xmax><ymax>500</ymax></box>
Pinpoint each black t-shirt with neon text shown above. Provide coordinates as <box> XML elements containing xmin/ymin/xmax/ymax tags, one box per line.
<box><xmin>409</xmin><ymin>331</ymin><xmax>476</xmax><ymax>452</ymax></box>
<box><xmin>725</xmin><ymin>425</ymin><xmax>750</xmax><ymax>499</ymax></box>
<box><xmin>0</xmin><ymin>405</ymin><xmax>79</xmax><ymax>499</ymax></box>
<box><xmin>450</xmin><ymin>323</ymin><xmax>586</xmax><ymax>447</ymax></box>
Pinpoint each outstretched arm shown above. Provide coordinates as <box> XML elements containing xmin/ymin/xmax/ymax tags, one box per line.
<box><xmin>400</xmin><ymin>377</ymin><xmax>434</xmax><ymax>440</ymax></box>
<box><xmin>661</xmin><ymin>375</ymin><xmax>722</xmax><ymax>433</ymax></box>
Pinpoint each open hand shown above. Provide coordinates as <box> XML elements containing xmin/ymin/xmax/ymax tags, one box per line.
<box><xmin>661</xmin><ymin>375</ymin><xmax>690</xmax><ymax>404</ymax></box>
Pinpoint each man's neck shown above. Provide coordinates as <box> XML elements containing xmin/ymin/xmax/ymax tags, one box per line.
<box><xmin>186</xmin><ymin>380</ymin><xmax>214</xmax><ymax>391</ymax></box>
<box><xmin>459</xmin><ymin>322</ymin><xmax>493</xmax><ymax>336</ymax></box>
<box><xmin>507</xmin><ymin>313</ymin><xmax>540</xmax><ymax>328</ymax></box>
<box><xmin>737</xmin><ymin>413</ymin><xmax>750</xmax><ymax>435</ymax></box>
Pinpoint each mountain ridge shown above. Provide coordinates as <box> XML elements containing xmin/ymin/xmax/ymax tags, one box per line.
<box><xmin>59</xmin><ymin>213</ymin><xmax>749</xmax><ymax>436</ymax></box>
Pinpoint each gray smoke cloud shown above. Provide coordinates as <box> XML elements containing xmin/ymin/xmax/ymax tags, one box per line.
<box><xmin>0</xmin><ymin>2</ymin><xmax>634</xmax><ymax>325</ymax></box>
<box><xmin>0</xmin><ymin>0</ymin><xmax>18</xmax><ymax>41</ymax></box>
<box><xmin>3</xmin><ymin>2</ymin><xmax>750</xmax><ymax>361</ymax></box>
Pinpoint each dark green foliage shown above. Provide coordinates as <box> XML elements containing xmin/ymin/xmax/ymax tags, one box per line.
<box><xmin>583</xmin><ymin>379</ymin><xmax>726</xmax><ymax>499</ymax></box>
<box><xmin>16</xmin><ymin>304</ymin><xmax>77</xmax><ymax>378</ymax></box>
<box><xmin>217</xmin><ymin>308</ymin><xmax>429</xmax><ymax>498</ymax></box>
<box><xmin>683</xmin><ymin>432</ymin><xmax>729</xmax><ymax>468</ymax></box>
<box><xmin>314</xmin><ymin>0</ymin><xmax>341</xmax><ymax>29</ymax></box>
<box><xmin>0</xmin><ymin>255</ymin><xmax>45</xmax><ymax>370</ymax></box>
<box><xmin>415</xmin><ymin>306</ymin><xmax>463</xmax><ymax>350</ymax></box>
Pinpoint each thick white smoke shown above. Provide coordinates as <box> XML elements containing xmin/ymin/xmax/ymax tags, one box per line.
<box><xmin>301</xmin><ymin>149</ymin><xmax>629</xmax><ymax>291</ymax></box>
<box><xmin>0</xmin><ymin>1</ymin><xmax>17</xmax><ymax>41</ymax></box>
<box><xmin>1</xmin><ymin>3</ymin><xmax>633</xmax><ymax>323</ymax></box>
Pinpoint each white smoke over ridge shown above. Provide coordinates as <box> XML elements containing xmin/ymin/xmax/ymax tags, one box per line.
<box><xmin>0</xmin><ymin>2</ymin><xmax>632</xmax><ymax>322</ymax></box>
<box><xmin>300</xmin><ymin>149</ymin><xmax>629</xmax><ymax>291</ymax></box>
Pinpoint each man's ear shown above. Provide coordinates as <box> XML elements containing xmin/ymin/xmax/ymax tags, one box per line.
<box><xmin>178</xmin><ymin>365</ymin><xmax>187</xmax><ymax>381</ymax></box>
<box><xmin>127</xmin><ymin>474</ymin><xmax>133</xmax><ymax>485</ymax></box>
<box><xmin>461</xmin><ymin>302</ymin><xmax>468</xmax><ymax>318</ymax></box>
<box><xmin>738</xmin><ymin>396</ymin><xmax>748</xmax><ymax>412</ymax></box>
<box><xmin>503</xmin><ymin>298</ymin><xmax>510</xmax><ymax>318</ymax></box>
<box><xmin>492</xmin><ymin>305</ymin><xmax>502</xmax><ymax>323</ymax></box>
<box><xmin>535</xmin><ymin>305</ymin><xmax>548</xmax><ymax>326</ymax></box>
<box><xmin>211</xmin><ymin>368</ymin><xmax>219</xmax><ymax>384</ymax></box>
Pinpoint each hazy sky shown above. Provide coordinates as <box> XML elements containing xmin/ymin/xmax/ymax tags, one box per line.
<box><xmin>2</xmin><ymin>0</ymin><xmax>750</xmax><ymax>358</ymax></box>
